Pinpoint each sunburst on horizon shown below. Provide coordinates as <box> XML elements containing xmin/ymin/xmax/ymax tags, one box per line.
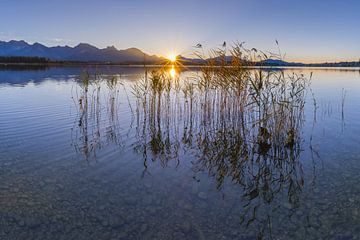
<box><xmin>167</xmin><ymin>53</ymin><xmax>177</xmax><ymax>63</ymax></box>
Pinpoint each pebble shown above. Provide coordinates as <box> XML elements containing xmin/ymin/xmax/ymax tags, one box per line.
<box><xmin>109</xmin><ymin>217</ymin><xmax>125</xmax><ymax>228</ymax></box>
<box><xmin>182</xmin><ymin>221</ymin><xmax>191</xmax><ymax>232</ymax></box>
<box><xmin>144</xmin><ymin>182</ymin><xmax>153</xmax><ymax>188</ymax></box>
<box><xmin>117</xmin><ymin>231</ymin><xmax>127</xmax><ymax>239</ymax></box>
<box><xmin>198</xmin><ymin>192</ymin><xmax>207</xmax><ymax>200</ymax></box>
<box><xmin>141</xmin><ymin>223</ymin><xmax>148</xmax><ymax>232</ymax></box>
<box><xmin>101</xmin><ymin>220</ymin><xmax>109</xmax><ymax>227</ymax></box>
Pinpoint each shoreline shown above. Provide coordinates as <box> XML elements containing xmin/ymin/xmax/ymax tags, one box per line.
<box><xmin>1</xmin><ymin>63</ymin><xmax>360</xmax><ymax>72</ymax></box>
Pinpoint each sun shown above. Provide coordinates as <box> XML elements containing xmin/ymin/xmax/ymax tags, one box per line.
<box><xmin>167</xmin><ymin>53</ymin><xmax>177</xmax><ymax>63</ymax></box>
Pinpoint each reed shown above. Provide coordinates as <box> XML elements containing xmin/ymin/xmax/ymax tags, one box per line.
<box><xmin>71</xmin><ymin>45</ymin><xmax>311</xmax><ymax>238</ymax></box>
<box><xmin>131</xmin><ymin>44</ymin><xmax>310</xmax><ymax>237</ymax></box>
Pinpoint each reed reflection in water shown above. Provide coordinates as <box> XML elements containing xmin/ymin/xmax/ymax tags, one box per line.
<box><xmin>125</xmin><ymin>46</ymin><xmax>316</xmax><ymax>236</ymax></box>
<box><xmin>70</xmin><ymin>56</ymin><xmax>313</xmax><ymax>237</ymax></box>
<box><xmin>71</xmin><ymin>72</ymin><xmax>126</xmax><ymax>161</ymax></box>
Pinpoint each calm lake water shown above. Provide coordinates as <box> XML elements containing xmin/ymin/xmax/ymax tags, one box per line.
<box><xmin>0</xmin><ymin>66</ymin><xmax>360</xmax><ymax>239</ymax></box>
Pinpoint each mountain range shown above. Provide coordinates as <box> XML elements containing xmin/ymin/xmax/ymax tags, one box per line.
<box><xmin>1</xmin><ymin>40</ymin><xmax>359</xmax><ymax>67</ymax></box>
<box><xmin>0</xmin><ymin>40</ymin><xmax>162</xmax><ymax>63</ymax></box>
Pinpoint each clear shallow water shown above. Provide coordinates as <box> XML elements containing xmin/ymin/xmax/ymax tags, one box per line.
<box><xmin>0</xmin><ymin>66</ymin><xmax>359</xmax><ymax>239</ymax></box>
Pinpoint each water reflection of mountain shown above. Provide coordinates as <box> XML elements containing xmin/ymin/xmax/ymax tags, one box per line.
<box><xmin>0</xmin><ymin>66</ymin><xmax>157</xmax><ymax>86</ymax></box>
<box><xmin>1</xmin><ymin>65</ymin><xmax>359</xmax><ymax>86</ymax></box>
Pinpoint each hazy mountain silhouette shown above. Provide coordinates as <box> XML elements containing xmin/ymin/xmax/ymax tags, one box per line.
<box><xmin>0</xmin><ymin>40</ymin><xmax>162</xmax><ymax>63</ymax></box>
<box><xmin>179</xmin><ymin>55</ymin><xmax>360</xmax><ymax>67</ymax></box>
<box><xmin>1</xmin><ymin>40</ymin><xmax>359</xmax><ymax>67</ymax></box>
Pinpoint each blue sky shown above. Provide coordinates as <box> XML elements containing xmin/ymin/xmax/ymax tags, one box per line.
<box><xmin>0</xmin><ymin>0</ymin><xmax>359</xmax><ymax>62</ymax></box>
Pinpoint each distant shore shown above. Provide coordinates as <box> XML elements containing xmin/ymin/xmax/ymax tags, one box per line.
<box><xmin>1</xmin><ymin>62</ymin><xmax>359</xmax><ymax>74</ymax></box>
<box><xmin>1</xmin><ymin>62</ymin><xmax>360</xmax><ymax>68</ymax></box>
<box><xmin>1</xmin><ymin>55</ymin><xmax>360</xmax><ymax>69</ymax></box>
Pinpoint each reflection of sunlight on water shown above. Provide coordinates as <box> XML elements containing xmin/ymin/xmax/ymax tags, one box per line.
<box><xmin>169</xmin><ymin>65</ymin><xmax>176</xmax><ymax>78</ymax></box>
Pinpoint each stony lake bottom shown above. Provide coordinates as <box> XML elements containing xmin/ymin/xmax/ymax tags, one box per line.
<box><xmin>0</xmin><ymin>66</ymin><xmax>360</xmax><ymax>240</ymax></box>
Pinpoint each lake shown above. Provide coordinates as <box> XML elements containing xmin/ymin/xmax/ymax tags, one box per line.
<box><xmin>0</xmin><ymin>66</ymin><xmax>359</xmax><ymax>239</ymax></box>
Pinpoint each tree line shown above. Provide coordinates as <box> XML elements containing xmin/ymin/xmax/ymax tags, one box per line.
<box><xmin>0</xmin><ymin>56</ymin><xmax>50</xmax><ymax>63</ymax></box>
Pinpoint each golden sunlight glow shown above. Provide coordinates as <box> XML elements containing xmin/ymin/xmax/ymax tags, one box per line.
<box><xmin>167</xmin><ymin>53</ymin><xmax>177</xmax><ymax>63</ymax></box>
<box><xmin>169</xmin><ymin>65</ymin><xmax>176</xmax><ymax>78</ymax></box>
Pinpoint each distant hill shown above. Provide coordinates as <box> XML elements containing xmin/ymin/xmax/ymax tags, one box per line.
<box><xmin>258</xmin><ymin>59</ymin><xmax>360</xmax><ymax>67</ymax></box>
<box><xmin>0</xmin><ymin>40</ymin><xmax>163</xmax><ymax>63</ymax></box>
<box><xmin>258</xmin><ymin>59</ymin><xmax>305</xmax><ymax>66</ymax></box>
<box><xmin>180</xmin><ymin>55</ymin><xmax>360</xmax><ymax>68</ymax></box>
